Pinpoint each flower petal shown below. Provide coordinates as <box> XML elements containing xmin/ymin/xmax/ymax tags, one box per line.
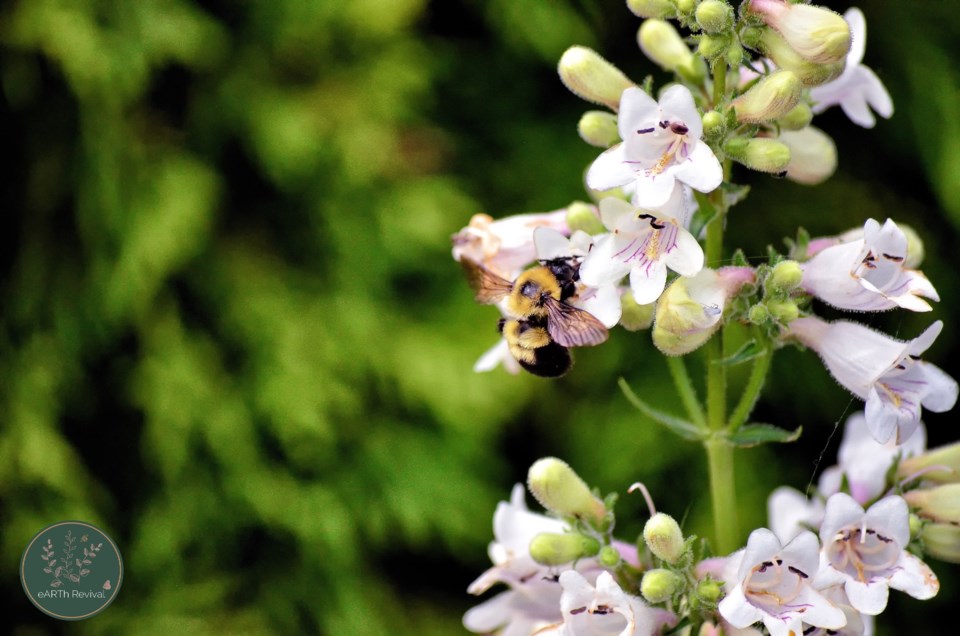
<box><xmin>617</xmin><ymin>87</ymin><xmax>660</xmax><ymax>140</ymax></box>
<box><xmin>673</xmin><ymin>142</ymin><xmax>723</xmax><ymax>194</ymax></box>
<box><xmin>580</xmin><ymin>234</ymin><xmax>634</xmax><ymax>287</ymax></box>
<box><xmin>888</xmin><ymin>552</ymin><xmax>939</xmax><ymax>600</ymax></box>
<box><xmin>658</xmin><ymin>84</ymin><xmax>703</xmax><ymax>139</ymax></box>
<box><xmin>630</xmin><ymin>261</ymin><xmax>668</xmax><ymax>304</ymax></box>
<box><xmin>921</xmin><ymin>362</ymin><xmax>960</xmax><ymax>412</ymax></box>
<box><xmin>534</xmin><ymin>227</ymin><xmax>573</xmax><ymax>261</ymax></box>
<box><xmin>662</xmin><ymin>228</ymin><xmax>704</xmax><ymax>277</ymax></box>
<box><xmin>587</xmin><ymin>144</ymin><xmax>637</xmax><ymax>191</ymax></box>
<box><xmin>844</xmin><ymin>579</ymin><xmax>889</xmax><ymax>616</ymax></box>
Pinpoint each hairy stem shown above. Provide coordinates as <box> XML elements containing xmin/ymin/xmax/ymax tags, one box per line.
<box><xmin>667</xmin><ymin>356</ymin><xmax>706</xmax><ymax>428</ymax></box>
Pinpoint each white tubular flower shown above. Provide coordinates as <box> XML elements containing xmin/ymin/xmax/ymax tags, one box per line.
<box><xmin>818</xmin><ymin>412</ymin><xmax>926</xmax><ymax>505</ymax></box>
<box><xmin>788</xmin><ymin>318</ymin><xmax>958</xmax><ymax>444</ymax></box>
<box><xmin>801</xmin><ymin>218</ymin><xmax>938</xmax><ymax>312</ymax></box>
<box><xmin>579</xmin><ymin>191</ymin><xmax>703</xmax><ymax>305</ymax></box>
<box><xmin>809</xmin><ymin>8</ymin><xmax>893</xmax><ymax>128</ymax></box>
<box><xmin>535</xmin><ymin>570</ymin><xmax>674</xmax><ymax>636</ymax></box>
<box><xmin>719</xmin><ymin>529</ymin><xmax>846</xmax><ymax>636</ymax></box>
<box><xmin>586</xmin><ymin>86</ymin><xmax>723</xmax><ymax>208</ymax></box>
<box><xmin>535</xmin><ymin>227</ymin><xmax>622</xmax><ymax>328</ymax></box>
<box><xmin>815</xmin><ymin>493</ymin><xmax>939</xmax><ymax>615</ymax></box>
<box><xmin>452</xmin><ymin>210</ymin><xmax>569</xmax><ymax>279</ymax></box>
<box><xmin>767</xmin><ymin>486</ymin><xmax>825</xmax><ymax>543</ymax></box>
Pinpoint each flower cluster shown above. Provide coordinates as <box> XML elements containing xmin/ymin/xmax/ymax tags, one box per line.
<box><xmin>453</xmin><ymin>1</ymin><xmax>959</xmax><ymax>633</ymax></box>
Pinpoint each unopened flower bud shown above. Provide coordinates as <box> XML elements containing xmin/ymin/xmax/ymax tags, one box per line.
<box><xmin>529</xmin><ymin>532</ymin><xmax>601</xmax><ymax>565</ymax></box>
<box><xmin>675</xmin><ymin>0</ymin><xmax>696</xmax><ymax>14</ymax></box>
<box><xmin>777</xmin><ymin>126</ymin><xmax>837</xmax><ymax>185</ymax></box>
<box><xmin>759</xmin><ymin>29</ymin><xmax>844</xmax><ymax>87</ymax></box>
<box><xmin>578</xmin><ymin>110</ymin><xmax>621</xmax><ymax>149</ymax></box>
<box><xmin>898</xmin><ymin>442</ymin><xmax>960</xmax><ymax>484</ymax></box>
<box><xmin>698</xmin><ymin>34</ymin><xmax>730</xmax><ymax>62</ymax></box>
<box><xmin>617</xmin><ymin>291</ymin><xmax>654</xmax><ymax>331</ymax></box>
<box><xmin>765</xmin><ymin>298</ymin><xmax>799</xmax><ymax>324</ymax></box>
<box><xmin>723</xmin><ymin>137</ymin><xmax>791</xmax><ymax>174</ymax></box>
<box><xmin>732</xmin><ymin>71</ymin><xmax>802</xmax><ymax>123</ymax></box>
<box><xmin>643</xmin><ymin>512</ymin><xmax>685</xmax><ymax>563</ymax></box>
<box><xmin>696</xmin><ymin>1</ymin><xmax>734</xmax><ymax>34</ymax></box>
<box><xmin>748</xmin><ymin>0</ymin><xmax>851</xmax><ymax>65</ymax></box>
<box><xmin>748</xmin><ymin>303</ymin><xmax>770</xmax><ymax>325</ymax></box>
<box><xmin>627</xmin><ymin>0</ymin><xmax>677</xmax><ymax>19</ymax></box>
<box><xmin>905</xmin><ymin>484</ymin><xmax>960</xmax><ymax>524</ymax></box>
<box><xmin>739</xmin><ymin>26</ymin><xmax>763</xmax><ymax>50</ymax></box>
<box><xmin>641</xmin><ymin>568</ymin><xmax>683</xmax><ymax>603</ymax></box>
<box><xmin>697</xmin><ymin>578</ymin><xmax>723</xmax><ymax>603</ymax></box>
<box><xmin>701</xmin><ymin>110</ymin><xmax>725</xmax><ymax>140</ymax></box>
<box><xmin>922</xmin><ymin>522</ymin><xmax>960</xmax><ymax>563</ymax></box>
<box><xmin>768</xmin><ymin>260</ymin><xmax>803</xmax><ymax>292</ymax></box>
<box><xmin>599</xmin><ymin>545</ymin><xmax>622</xmax><ymax>567</ymax></box>
<box><xmin>638</xmin><ymin>20</ymin><xmax>702</xmax><ymax>83</ymax></box>
<box><xmin>776</xmin><ymin>102</ymin><xmax>813</xmax><ymax>130</ymax></box>
<box><xmin>654</xmin><ymin>267</ymin><xmax>754</xmax><ymax>356</ymax></box>
<box><xmin>725</xmin><ymin>41</ymin><xmax>744</xmax><ymax>68</ymax></box>
<box><xmin>910</xmin><ymin>513</ymin><xmax>923</xmax><ymax>540</ymax></box>
<box><xmin>566</xmin><ymin>201</ymin><xmax>605</xmax><ymax>235</ymax></box>
<box><xmin>559</xmin><ymin>46</ymin><xmax>636</xmax><ymax>111</ymax></box>
<box><xmin>528</xmin><ymin>457</ymin><xmax>607</xmax><ymax>524</ymax></box>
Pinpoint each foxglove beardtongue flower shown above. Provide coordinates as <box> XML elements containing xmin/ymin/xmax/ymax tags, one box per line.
<box><xmin>586</xmin><ymin>86</ymin><xmax>723</xmax><ymax>208</ymax></box>
<box><xmin>718</xmin><ymin>529</ymin><xmax>847</xmax><ymax>636</ymax></box>
<box><xmin>801</xmin><ymin>218</ymin><xmax>938</xmax><ymax>312</ymax></box>
<box><xmin>767</xmin><ymin>486</ymin><xmax>824</xmax><ymax>543</ymax></box>
<box><xmin>809</xmin><ymin>8</ymin><xmax>894</xmax><ymax>128</ymax></box>
<box><xmin>815</xmin><ymin>493</ymin><xmax>939</xmax><ymax>615</ymax></box>
<box><xmin>452</xmin><ymin>210</ymin><xmax>569</xmax><ymax>279</ymax></box>
<box><xmin>579</xmin><ymin>192</ymin><xmax>703</xmax><ymax>305</ymax></box>
<box><xmin>788</xmin><ymin>318</ymin><xmax>959</xmax><ymax>444</ymax></box>
<box><xmin>818</xmin><ymin>412</ymin><xmax>926</xmax><ymax>505</ymax></box>
<box><xmin>535</xmin><ymin>571</ymin><xmax>674</xmax><ymax>636</ymax></box>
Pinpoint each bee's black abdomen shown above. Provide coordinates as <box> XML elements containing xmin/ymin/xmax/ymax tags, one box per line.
<box><xmin>519</xmin><ymin>341</ymin><xmax>571</xmax><ymax>377</ymax></box>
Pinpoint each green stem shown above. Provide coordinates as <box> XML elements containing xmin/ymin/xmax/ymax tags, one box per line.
<box><xmin>667</xmin><ymin>356</ymin><xmax>706</xmax><ymax>429</ymax></box>
<box><xmin>712</xmin><ymin>60</ymin><xmax>727</xmax><ymax>110</ymax></box>
<box><xmin>727</xmin><ymin>344</ymin><xmax>773</xmax><ymax>432</ymax></box>
<box><xmin>706</xmin><ymin>436</ymin><xmax>739</xmax><ymax>555</ymax></box>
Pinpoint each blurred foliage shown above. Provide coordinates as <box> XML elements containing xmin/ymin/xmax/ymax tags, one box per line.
<box><xmin>0</xmin><ymin>0</ymin><xmax>958</xmax><ymax>634</ymax></box>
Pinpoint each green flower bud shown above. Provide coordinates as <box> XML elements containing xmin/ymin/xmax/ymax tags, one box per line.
<box><xmin>748</xmin><ymin>303</ymin><xmax>770</xmax><ymax>325</ymax></box>
<box><xmin>599</xmin><ymin>545</ymin><xmax>622</xmax><ymax>568</ymax></box>
<box><xmin>748</xmin><ymin>0</ymin><xmax>851</xmax><ymax>65</ymax></box>
<box><xmin>643</xmin><ymin>512</ymin><xmax>685</xmax><ymax>564</ymax></box>
<box><xmin>759</xmin><ymin>29</ymin><xmax>844</xmax><ymax>87</ymax></box>
<box><xmin>698</xmin><ymin>34</ymin><xmax>730</xmax><ymax>62</ymax></box>
<box><xmin>765</xmin><ymin>298</ymin><xmax>799</xmax><ymax>324</ymax></box>
<box><xmin>776</xmin><ymin>102</ymin><xmax>813</xmax><ymax>131</ymax></box>
<box><xmin>697</xmin><ymin>578</ymin><xmax>723</xmax><ymax>603</ymax></box>
<box><xmin>528</xmin><ymin>457</ymin><xmax>607</xmax><ymax>524</ymax></box>
<box><xmin>638</xmin><ymin>20</ymin><xmax>702</xmax><ymax>83</ymax></box>
<box><xmin>701</xmin><ymin>110</ymin><xmax>725</xmax><ymax>140</ymax></box>
<box><xmin>675</xmin><ymin>0</ymin><xmax>696</xmax><ymax>14</ymax></box>
<box><xmin>641</xmin><ymin>568</ymin><xmax>683</xmax><ymax>603</ymax></box>
<box><xmin>529</xmin><ymin>532</ymin><xmax>601</xmax><ymax>566</ymax></box>
<box><xmin>725</xmin><ymin>41</ymin><xmax>744</xmax><ymax>68</ymax></box>
<box><xmin>768</xmin><ymin>260</ymin><xmax>803</xmax><ymax>292</ymax></box>
<box><xmin>696</xmin><ymin>1</ymin><xmax>734</xmax><ymax>34</ymax></box>
<box><xmin>620</xmin><ymin>291</ymin><xmax>655</xmax><ymax>331</ymax></box>
<box><xmin>921</xmin><ymin>522</ymin><xmax>960</xmax><ymax>563</ymax></box>
<box><xmin>740</xmin><ymin>26</ymin><xmax>763</xmax><ymax>50</ymax></box>
<box><xmin>731</xmin><ymin>71</ymin><xmax>802</xmax><ymax>124</ymax></box>
<box><xmin>578</xmin><ymin>110</ymin><xmax>621</xmax><ymax>148</ymax></box>
<box><xmin>905</xmin><ymin>484</ymin><xmax>960</xmax><ymax>525</ymax></box>
<box><xmin>777</xmin><ymin>126</ymin><xmax>837</xmax><ymax>185</ymax></box>
<box><xmin>558</xmin><ymin>46</ymin><xmax>636</xmax><ymax>111</ymax></box>
<box><xmin>566</xmin><ymin>201</ymin><xmax>606</xmax><ymax>235</ymax></box>
<box><xmin>627</xmin><ymin>0</ymin><xmax>677</xmax><ymax>19</ymax></box>
<box><xmin>910</xmin><ymin>513</ymin><xmax>923</xmax><ymax>540</ymax></box>
<box><xmin>723</xmin><ymin>137</ymin><xmax>791</xmax><ymax>174</ymax></box>
<box><xmin>653</xmin><ymin>270</ymin><xmax>726</xmax><ymax>356</ymax></box>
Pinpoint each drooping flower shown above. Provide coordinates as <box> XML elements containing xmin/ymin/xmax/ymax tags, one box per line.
<box><xmin>815</xmin><ymin>493</ymin><xmax>939</xmax><ymax>615</ymax></box>
<box><xmin>535</xmin><ymin>570</ymin><xmax>674</xmax><ymax>636</ymax></box>
<box><xmin>579</xmin><ymin>191</ymin><xmax>702</xmax><ymax>305</ymax></box>
<box><xmin>817</xmin><ymin>412</ymin><xmax>926</xmax><ymax>505</ymax></box>
<box><xmin>586</xmin><ymin>86</ymin><xmax>723</xmax><ymax>208</ymax></box>
<box><xmin>718</xmin><ymin>528</ymin><xmax>847</xmax><ymax>636</ymax></box>
<box><xmin>452</xmin><ymin>210</ymin><xmax>569</xmax><ymax>279</ymax></box>
<box><xmin>788</xmin><ymin>318</ymin><xmax>958</xmax><ymax>444</ymax></box>
<box><xmin>801</xmin><ymin>218</ymin><xmax>938</xmax><ymax>312</ymax></box>
<box><xmin>809</xmin><ymin>8</ymin><xmax>893</xmax><ymax>128</ymax></box>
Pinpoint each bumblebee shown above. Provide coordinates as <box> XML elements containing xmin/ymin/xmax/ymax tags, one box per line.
<box><xmin>461</xmin><ymin>257</ymin><xmax>608</xmax><ymax>376</ymax></box>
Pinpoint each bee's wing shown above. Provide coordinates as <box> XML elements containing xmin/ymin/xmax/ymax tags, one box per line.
<box><xmin>460</xmin><ymin>258</ymin><xmax>513</xmax><ymax>304</ymax></box>
<box><xmin>544</xmin><ymin>298</ymin><xmax>609</xmax><ymax>347</ymax></box>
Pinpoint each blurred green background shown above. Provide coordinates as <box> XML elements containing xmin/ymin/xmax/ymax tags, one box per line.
<box><xmin>1</xmin><ymin>0</ymin><xmax>958</xmax><ymax>633</ymax></box>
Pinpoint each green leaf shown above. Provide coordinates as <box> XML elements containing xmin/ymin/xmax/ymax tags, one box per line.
<box><xmin>690</xmin><ymin>192</ymin><xmax>718</xmax><ymax>240</ymax></box>
<box><xmin>618</xmin><ymin>378</ymin><xmax>706</xmax><ymax>442</ymax></box>
<box><xmin>721</xmin><ymin>181</ymin><xmax>751</xmax><ymax>209</ymax></box>
<box><xmin>716</xmin><ymin>340</ymin><xmax>762</xmax><ymax>366</ymax></box>
<box><xmin>728</xmin><ymin>423</ymin><xmax>802</xmax><ymax>448</ymax></box>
